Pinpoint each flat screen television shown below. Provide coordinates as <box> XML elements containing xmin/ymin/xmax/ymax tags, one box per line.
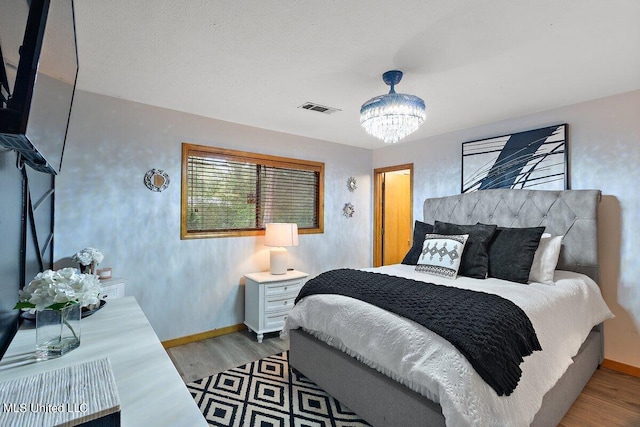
<box><xmin>0</xmin><ymin>0</ymin><xmax>78</xmax><ymax>174</ymax></box>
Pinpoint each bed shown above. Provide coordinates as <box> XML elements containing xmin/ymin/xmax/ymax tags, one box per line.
<box><xmin>283</xmin><ymin>189</ymin><xmax>613</xmax><ymax>427</ymax></box>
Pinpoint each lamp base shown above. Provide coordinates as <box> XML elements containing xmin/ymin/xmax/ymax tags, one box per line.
<box><xmin>270</xmin><ymin>248</ymin><xmax>288</xmax><ymax>275</ymax></box>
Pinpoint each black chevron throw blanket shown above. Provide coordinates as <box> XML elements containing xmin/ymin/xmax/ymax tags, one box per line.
<box><xmin>295</xmin><ymin>269</ymin><xmax>542</xmax><ymax>396</ymax></box>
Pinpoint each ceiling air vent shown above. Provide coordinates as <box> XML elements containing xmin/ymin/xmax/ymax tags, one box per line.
<box><xmin>298</xmin><ymin>102</ymin><xmax>341</xmax><ymax>115</ymax></box>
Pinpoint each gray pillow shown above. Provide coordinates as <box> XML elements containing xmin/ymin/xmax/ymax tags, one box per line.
<box><xmin>433</xmin><ymin>221</ymin><xmax>497</xmax><ymax>279</ymax></box>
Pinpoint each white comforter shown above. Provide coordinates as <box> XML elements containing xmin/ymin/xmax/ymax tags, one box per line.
<box><xmin>281</xmin><ymin>264</ymin><xmax>613</xmax><ymax>427</ymax></box>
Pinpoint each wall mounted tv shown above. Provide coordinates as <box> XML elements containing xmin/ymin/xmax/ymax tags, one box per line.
<box><xmin>0</xmin><ymin>0</ymin><xmax>78</xmax><ymax>174</ymax></box>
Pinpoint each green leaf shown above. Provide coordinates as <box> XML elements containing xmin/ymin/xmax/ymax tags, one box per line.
<box><xmin>14</xmin><ymin>302</ymin><xmax>36</xmax><ymax>310</ymax></box>
<box><xmin>47</xmin><ymin>302</ymin><xmax>77</xmax><ymax>311</ymax></box>
<box><xmin>14</xmin><ymin>301</ymin><xmax>79</xmax><ymax>311</ymax></box>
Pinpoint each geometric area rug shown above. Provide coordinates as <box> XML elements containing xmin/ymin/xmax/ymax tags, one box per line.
<box><xmin>187</xmin><ymin>351</ymin><xmax>371</xmax><ymax>427</ymax></box>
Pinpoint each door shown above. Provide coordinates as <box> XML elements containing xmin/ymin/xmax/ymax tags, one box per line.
<box><xmin>374</xmin><ymin>164</ymin><xmax>413</xmax><ymax>266</ymax></box>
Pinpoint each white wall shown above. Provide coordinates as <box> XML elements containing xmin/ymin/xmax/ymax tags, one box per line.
<box><xmin>55</xmin><ymin>91</ymin><xmax>373</xmax><ymax>341</ymax></box>
<box><xmin>372</xmin><ymin>90</ymin><xmax>640</xmax><ymax>368</ymax></box>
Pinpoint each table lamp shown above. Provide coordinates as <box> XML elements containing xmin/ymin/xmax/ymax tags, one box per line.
<box><xmin>264</xmin><ymin>223</ymin><xmax>298</xmax><ymax>275</ymax></box>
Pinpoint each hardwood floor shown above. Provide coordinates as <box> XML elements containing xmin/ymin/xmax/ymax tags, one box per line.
<box><xmin>167</xmin><ymin>329</ymin><xmax>288</xmax><ymax>383</ymax></box>
<box><xmin>560</xmin><ymin>367</ymin><xmax>640</xmax><ymax>427</ymax></box>
<box><xmin>167</xmin><ymin>331</ymin><xmax>640</xmax><ymax>426</ymax></box>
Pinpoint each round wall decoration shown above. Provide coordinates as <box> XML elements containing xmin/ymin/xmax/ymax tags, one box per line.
<box><xmin>346</xmin><ymin>176</ymin><xmax>357</xmax><ymax>192</ymax></box>
<box><xmin>144</xmin><ymin>169</ymin><xmax>170</xmax><ymax>192</ymax></box>
<box><xmin>342</xmin><ymin>202</ymin><xmax>355</xmax><ymax>218</ymax></box>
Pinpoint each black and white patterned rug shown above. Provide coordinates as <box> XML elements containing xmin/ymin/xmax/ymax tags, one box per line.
<box><xmin>187</xmin><ymin>351</ymin><xmax>370</xmax><ymax>427</ymax></box>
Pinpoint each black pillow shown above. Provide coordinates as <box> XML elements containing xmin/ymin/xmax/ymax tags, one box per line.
<box><xmin>487</xmin><ymin>226</ymin><xmax>545</xmax><ymax>283</ymax></box>
<box><xmin>401</xmin><ymin>220</ymin><xmax>434</xmax><ymax>265</ymax></box>
<box><xmin>433</xmin><ymin>221</ymin><xmax>497</xmax><ymax>279</ymax></box>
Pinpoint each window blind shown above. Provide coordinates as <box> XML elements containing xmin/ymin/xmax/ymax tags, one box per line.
<box><xmin>181</xmin><ymin>144</ymin><xmax>323</xmax><ymax>239</ymax></box>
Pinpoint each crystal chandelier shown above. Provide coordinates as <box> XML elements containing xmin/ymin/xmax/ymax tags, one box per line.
<box><xmin>360</xmin><ymin>70</ymin><xmax>426</xmax><ymax>144</ymax></box>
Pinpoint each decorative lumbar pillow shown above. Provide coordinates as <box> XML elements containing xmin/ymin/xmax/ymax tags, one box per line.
<box><xmin>416</xmin><ymin>233</ymin><xmax>469</xmax><ymax>279</ymax></box>
<box><xmin>433</xmin><ymin>221</ymin><xmax>497</xmax><ymax>279</ymax></box>
<box><xmin>401</xmin><ymin>220</ymin><xmax>434</xmax><ymax>265</ymax></box>
<box><xmin>528</xmin><ymin>234</ymin><xmax>563</xmax><ymax>285</ymax></box>
<box><xmin>486</xmin><ymin>226</ymin><xmax>546</xmax><ymax>283</ymax></box>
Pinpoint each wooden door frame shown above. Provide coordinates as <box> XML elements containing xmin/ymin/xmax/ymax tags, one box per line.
<box><xmin>373</xmin><ymin>163</ymin><xmax>413</xmax><ymax>267</ymax></box>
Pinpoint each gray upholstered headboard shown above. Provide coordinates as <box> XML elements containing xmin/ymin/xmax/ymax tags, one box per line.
<box><xmin>423</xmin><ymin>189</ymin><xmax>601</xmax><ymax>283</ymax></box>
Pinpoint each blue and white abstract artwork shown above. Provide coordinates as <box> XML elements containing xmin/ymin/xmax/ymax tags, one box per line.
<box><xmin>461</xmin><ymin>124</ymin><xmax>567</xmax><ymax>193</ymax></box>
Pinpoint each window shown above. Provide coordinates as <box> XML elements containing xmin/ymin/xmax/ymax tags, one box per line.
<box><xmin>181</xmin><ymin>143</ymin><xmax>324</xmax><ymax>239</ymax></box>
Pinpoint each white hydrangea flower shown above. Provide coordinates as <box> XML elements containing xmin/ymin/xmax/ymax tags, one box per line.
<box><xmin>15</xmin><ymin>268</ymin><xmax>102</xmax><ymax>311</ymax></box>
<box><xmin>73</xmin><ymin>274</ymin><xmax>101</xmax><ymax>307</ymax></box>
<box><xmin>71</xmin><ymin>247</ymin><xmax>104</xmax><ymax>266</ymax></box>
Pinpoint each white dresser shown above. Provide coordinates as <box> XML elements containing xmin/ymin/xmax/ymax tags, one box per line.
<box><xmin>0</xmin><ymin>297</ymin><xmax>207</xmax><ymax>427</ymax></box>
<box><xmin>244</xmin><ymin>270</ymin><xmax>308</xmax><ymax>343</ymax></box>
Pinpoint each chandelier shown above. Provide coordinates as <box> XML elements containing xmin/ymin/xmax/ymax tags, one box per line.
<box><xmin>360</xmin><ymin>70</ymin><xmax>426</xmax><ymax>144</ymax></box>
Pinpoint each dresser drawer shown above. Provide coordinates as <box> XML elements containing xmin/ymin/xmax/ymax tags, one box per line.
<box><xmin>99</xmin><ymin>278</ymin><xmax>126</xmax><ymax>300</ymax></box>
<box><xmin>100</xmin><ymin>284</ymin><xmax>123</xmax><ymax>299</ymax></box>
<box><xmin>264</xmin><ymin>279</ymin><xmax>303</xmax><ymax>297</ymax></box>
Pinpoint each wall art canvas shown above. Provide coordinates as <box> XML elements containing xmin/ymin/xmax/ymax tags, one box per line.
<box><xmin>461</xmin><ymin>124</ymin><xmax>567</xmax><ymax>193</ymax></box>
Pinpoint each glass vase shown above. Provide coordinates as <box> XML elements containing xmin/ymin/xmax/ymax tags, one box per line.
<box><xmin>35</xmin><ymin>304</ymin><xmax>81</xmax><ymax>360</ymax></box>
<box><xmin>79</xmin><ymin>262</ymin><xmax>96</xmax><ymax>274</ymax></box>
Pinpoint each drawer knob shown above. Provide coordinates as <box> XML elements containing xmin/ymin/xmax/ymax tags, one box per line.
<box><xmin>284</xmin><ymin>301</ymin><xmax>288</xmax><ymax>305</ymax></box>
<box><xmin>284</xmin><ymin>287</ymin><xmax>288</xmax><ymax>291</ymax></box>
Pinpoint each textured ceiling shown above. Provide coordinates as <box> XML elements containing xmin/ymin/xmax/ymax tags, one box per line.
<box><xmin>73</xmin><ymin>0</ymin><xmax>640</xmax><ymax>149</ymax></box>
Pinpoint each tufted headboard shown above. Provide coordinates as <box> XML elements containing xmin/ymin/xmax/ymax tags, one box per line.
<box><xmin>423</xmin><ymin>189</ymin><xmax>601</xmax><ymax>283</ymax></box>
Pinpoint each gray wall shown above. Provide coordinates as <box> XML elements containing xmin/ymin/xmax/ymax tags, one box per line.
<box><xmin>54</xmin><ymin>91</ymin><xmax>372</xmax><ymax>341</ymax></box>
<box><xmin>373</xmin><ymin>89</ymin><xmax>640</xmax><ymax>368</ymax></box>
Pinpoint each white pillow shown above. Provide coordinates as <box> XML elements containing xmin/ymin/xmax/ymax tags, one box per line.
<box><xmin>416</xmin><ymin>233</ymin><xmax>468</xmax><ymax>279</ymax></box>
<box><xmin>528</xmin><ymin>233</ymin><xmax>563</xmax><ymax>285</ymax></box>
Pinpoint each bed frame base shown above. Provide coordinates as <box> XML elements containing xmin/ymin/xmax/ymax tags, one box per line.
<box><xmin>290</xmin><ymin>328</ymin><xmax>602</xmax><ymax>427</ymax></box>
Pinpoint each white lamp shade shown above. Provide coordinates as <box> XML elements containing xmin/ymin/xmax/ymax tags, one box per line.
<box><xmin>264</xmin><ymin>223</ymin><xmax>298</xmax><ymax>275</ymax></box>
<box><xmin>264</xmin><ymin>223</ymin><xmax>298</xmax><ymax>247</ymax></box>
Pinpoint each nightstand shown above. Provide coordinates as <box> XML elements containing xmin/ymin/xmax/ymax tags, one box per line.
<box><xmin>244</xmin><ymin>270</ymin><xmax>308</xmax><ymax>343</ymax></box>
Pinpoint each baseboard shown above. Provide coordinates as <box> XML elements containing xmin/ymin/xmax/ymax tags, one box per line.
<box><xmin>161</xmin><ymin>323</ymin><xmax>246</xmax><ymax>349</ymax></box>
<box><xmin>602</xmin><ymin>358</ymin><xmax>640</xmax><ymax>378</ymax></box>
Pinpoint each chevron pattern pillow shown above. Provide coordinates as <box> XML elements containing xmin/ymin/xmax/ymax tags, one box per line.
<box><xmin>416</xmin><ymin>233</ymin><xmax>469</xmax><ymax>279</ymax></box>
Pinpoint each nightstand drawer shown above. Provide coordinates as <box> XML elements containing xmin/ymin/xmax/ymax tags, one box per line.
<box><xmin>264</xmin><ymin>310</ymin><xmax>290</xmax><ymax>329</ymax></box>
<box><xmin>265</xmin><ymin>279</ymin><xmax>303</xmax><ymax>296</ymax></box>
<box><xmin>265</xmin><ymin>295</ymin><xmax>296</xmax><ymax>312</ymax></box>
